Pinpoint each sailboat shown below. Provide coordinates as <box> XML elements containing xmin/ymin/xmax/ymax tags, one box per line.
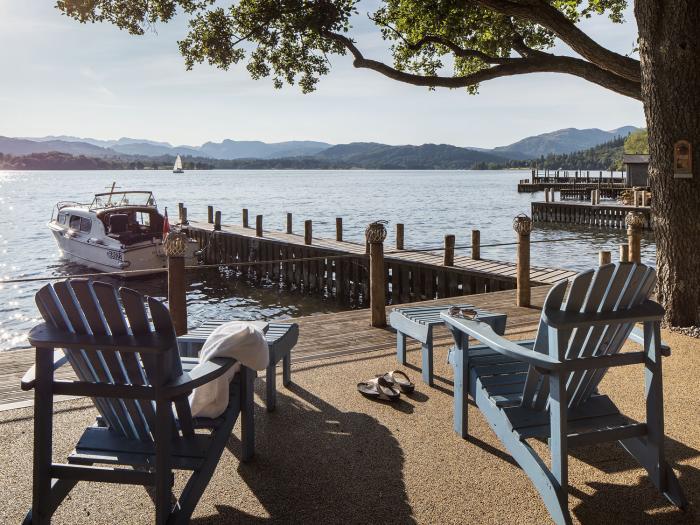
<box><xmin>173</xmin><ymin>154</ymin><xmax>184</xmax><ymax>173</ymax></box>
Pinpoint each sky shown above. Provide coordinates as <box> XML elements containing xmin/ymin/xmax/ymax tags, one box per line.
<box><xmin>0</xmin><ymin>1</ymin><xmax>644</xmax><ymax>148</ymax></box>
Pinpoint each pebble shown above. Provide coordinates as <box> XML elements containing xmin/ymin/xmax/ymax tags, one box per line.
<box><xmin>668</xmin><ymin>325</ymin><xmax>700</xmax><ymax>338</ymax></box>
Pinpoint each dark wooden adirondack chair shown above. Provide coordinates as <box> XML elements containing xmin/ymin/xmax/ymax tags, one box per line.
<box><xmin>21</xmin><ymin>279</ymin><xmax>255</xmax><ymax>525</ymax></box>
<box><xmin>441</xmin><ymin>262</ymin><xmax>687</xmax><ymax>525</ymax></box>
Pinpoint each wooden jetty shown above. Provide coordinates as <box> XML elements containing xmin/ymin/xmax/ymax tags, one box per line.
<box><xmin>532</xmin><ymin>201</ymin><xmax>652</xmax><ymax>230</ymax></box>
<box><xmin>559</xmin><ymin>187</ymin><xmax>633</xmax><ymax>201</ymax></box>
<box><xmin>518</xmin><ymin>169</ymin><xmax>626</xmax><ymax>193</ymax></box>
<box><xmin>0</xmin><ymin>287</ymin><xmax>549</xmax><ymax>411</ymax></box>
<box><xmin>185</xmin><ymin>216</ymin><xmax>576</xmax><ymax>307</ymax></box>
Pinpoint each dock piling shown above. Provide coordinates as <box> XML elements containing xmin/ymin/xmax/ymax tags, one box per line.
<box><xmin>207</xmin><ymin>206</ymin><xmax>214</xmax><ymax>224</ymax></box>
<box><xmin>164</xmin><ymin>231</ymin><xmax>188</xmax><ymax>336</ymax></box>
<box><xmin>178</xmin><ymin>202</ymin><xmax>184</xmax><ymax>223</ymax></box>
<box><xmin>471</xmin><ymin>230</ymin><xmax>480</xmax><ymax>260</ymax></box>
<box><xmin>444</xmin><ymin>235</ymin><xmax>455</xmax><ymax>266</ymax></box>
<box><xmin>619</xmin><ymin>244</ymin><xmax>629</xmax><ymax>262</ymax></box>
<box><xmin>599</xmin><ymin>250</ymin><xmax>611</xmax><ymax>265</ymax></box>
<box><xmin>626</xmin><ymin>212</ymin><xmax>644</xmax><ymax>263</ymax></box>
<box><xmin>366</xmin><ymin>222</ymin><xmax>387</xmax><ymax>327</ymax></box>
<box><xmin>287</xmin><ymin>213</ymin><xmax>293</xmax><ymax>234</ymax></box>
<box><xmin>214</xmin><ymin>211</ymin><xmax>221</xmax><ymax>231</ymax></box>
<box><xmin>256</xmin><ymin>215</ymin><xmax>263</xmax><ymax>237</ymax></box>
<box><xmin>396</xmin><ymin>223</ymin><xmax>404</xmax><ymax>250</ymax></box>
<box><xmin>242</xmin><ymin>208</ymin><xmax>249</xmax><ymax>228</ymax></box>
<box><xmin>336</xmin><ymin>218</ymin><xmax>343</xmax><ymax>241</ymax></box>
<box><xmin>513</xmin><ymin>215</ymin><xmax>532</xmax><ymax>307</ymax></box>
<box><xmin>304</xmin><ymin>220</ymin><xmax>312</xmax><ymax>245</ymax></box>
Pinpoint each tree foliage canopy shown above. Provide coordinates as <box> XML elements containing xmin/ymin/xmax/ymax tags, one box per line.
<box><xmin>623</xmin><ymin>129</ymin><xmax>649</xmax><ymax>154</ymax></box>
<box><xmin>57</xmin><ymin>0</ymin><xmax>640</xmax><ymax>97</ymax></box>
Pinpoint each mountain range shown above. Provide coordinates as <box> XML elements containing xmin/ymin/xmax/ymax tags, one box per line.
<box><xmin>1</xmin><ymin>126</ymin><xmax>639</xmax><ymax>167</ymax></box>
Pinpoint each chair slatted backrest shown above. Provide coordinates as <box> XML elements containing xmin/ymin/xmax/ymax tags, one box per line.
<box><xmin>34</xmin><ymin>279</ymin><xmax>195</xmax><ymax>441</ymax></box>
<box><xmin>521</xmin><ymin>262</ymin><xmax>656</xmax><ymax>410</ymax></box>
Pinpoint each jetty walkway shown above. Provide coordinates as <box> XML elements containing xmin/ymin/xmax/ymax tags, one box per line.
<box><xmin>185</xmin><ymin>218</ymin><xmax>576</xmax><ymax>307</ymax></box>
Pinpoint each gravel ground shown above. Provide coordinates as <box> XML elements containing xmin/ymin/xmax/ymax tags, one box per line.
<box><xmin>0</xmin><ymin>329</ymin><xmax>698</xmax><ymax>524</ymax></box>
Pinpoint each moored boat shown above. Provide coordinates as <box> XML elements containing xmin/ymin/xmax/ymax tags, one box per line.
<box><xmin>49</xmin><ymin>190</ymin><xmax>199</xmax><ymax>276</ymax></box>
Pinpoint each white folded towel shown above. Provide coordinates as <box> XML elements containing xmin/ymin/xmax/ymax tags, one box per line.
<box><xmin>189</xmin><ymin>321</ymin><xmax>270</xmax><ymax>418</ymax></box>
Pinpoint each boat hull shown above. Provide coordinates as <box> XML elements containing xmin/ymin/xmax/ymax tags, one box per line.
<box><xmin>50</xmin><ymin>227</ymin><xmax>198</xmax><ymax>277</ymax></box>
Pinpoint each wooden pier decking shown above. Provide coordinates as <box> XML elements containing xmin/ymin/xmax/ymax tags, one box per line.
<box><xmin>185</xmin><ymin>220</ymin><xmax>576</xmax><ymax>307</ymax></box>
<box><xmin>0</xmin><ymin>287</ymin><xmax>549</xmax><ymax>411</ymax></box>
<box><xmin>532</xmin><ymin>201</ymin><xmax>652</xmax><ymax>230</ymax></box>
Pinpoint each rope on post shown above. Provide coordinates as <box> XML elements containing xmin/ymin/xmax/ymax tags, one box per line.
<box><xmin>163</xmin><ymin>231</ymin><xmax>188</xmax><ymax>336</ymax></box>
<box><xmin>365</xmin><ymin>221</ymin><xmax>387</xmax><ymax>328</ymax></box>
<box><xmin>626</xmin><ymin>212</ymin><xmax>644</xmax><ymax>263</ymax></box>
<box><xmin>513</xmin><ymin>214</ymin><xmax>532</xmax><ymax>307</ymax></box>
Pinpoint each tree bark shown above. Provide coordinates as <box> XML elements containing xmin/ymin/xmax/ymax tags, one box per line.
<box><xmin>636</xmin><ymin>0</ymin><xmax>700</xmax><ymax>325</ymax></box>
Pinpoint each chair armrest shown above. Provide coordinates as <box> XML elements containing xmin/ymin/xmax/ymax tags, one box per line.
<box><xmin>543</xmin><ymin>300</ymin><xmax>664</xmax><ymax>330</ymax></box>
<box><xmin>163</xmin><ymin>357</ymin><xmax>238</xmax><ymax>398</ymax></box>
<box><xmin>20</xmin><ymin>350</ymin><xmax>69</xmax><ymax>391</ymax></box>
<box><xmin>28</xmin><ymin>323</ymin><xmax>175</xmax><ymax>354</ymax></box>
<box><xmin>627</xmin><ymin>327</ymin><xmax>671</xmax><ymax>356</ymax></box>
<box><xmin>440</xmin><ymin>314</ymin><xmax>563</xmax><ymax>372</ymax></box>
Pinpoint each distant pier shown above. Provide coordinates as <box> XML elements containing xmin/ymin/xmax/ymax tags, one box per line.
<box><xmin>532</xmin><ymin>201</ymin><xmax>652</xmax><ymax>230</ymax></box>
<box><xmin>518</xmin><ymin>169</ymin><xmax>626</xmax><ymax>193</ymax></box>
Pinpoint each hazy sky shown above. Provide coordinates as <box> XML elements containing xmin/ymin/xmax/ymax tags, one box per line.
<box><xmin>0</xmin><ymin>2</ymin><xmax>644</xmax><ymax>147</ymax></box>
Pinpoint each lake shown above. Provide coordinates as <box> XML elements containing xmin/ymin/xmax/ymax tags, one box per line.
<box><xmin>0</xmin><ymin>169</ymin><xmax>654</xmax><ymax>351</ymax></box>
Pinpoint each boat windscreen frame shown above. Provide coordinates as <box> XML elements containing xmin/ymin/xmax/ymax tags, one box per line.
<box><xmin>90</xmin><ymin>191</ymin><xmax>157</xmax><ymax>210</ymax></box>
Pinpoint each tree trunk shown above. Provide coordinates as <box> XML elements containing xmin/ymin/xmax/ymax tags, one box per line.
<box><xmin>635</xmin><ymin>0</ymin><xmax>700</xmax><ymax>326</ymax></box>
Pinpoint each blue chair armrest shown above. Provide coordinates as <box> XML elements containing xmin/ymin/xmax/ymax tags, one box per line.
<box><xmin>163</xmin><ymin>357</ymin><xmax>239</xmax><ymax>398</ymax></box>
<box><xmin>440</xmin><ymin>314</ymin><xmax>563</xmax><ymax>371</ymax></box>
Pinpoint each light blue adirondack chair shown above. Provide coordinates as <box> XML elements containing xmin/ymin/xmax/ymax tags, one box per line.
<box><xmin>441</xmin><ymin>262</ymin><xmax>686</xmax><ymax>525</ymax></box>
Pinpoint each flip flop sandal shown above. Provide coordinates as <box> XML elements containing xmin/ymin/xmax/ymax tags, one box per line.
<box><xmin>379</xmin><ymin>370</ymin><xmax>415</xmax><ymax>394</ymax></box>
<box><xmin>357</xmin><ymin>376</ymin><xmax>400</xmax><ymax>402</ymax></box>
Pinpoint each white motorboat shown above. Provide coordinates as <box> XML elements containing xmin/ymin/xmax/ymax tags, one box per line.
<box><xmin>173</xmin><ymin>155</ymin><xmax>184</xmax><ymax>173</ymax></box>
<box><xmin>49</xmin><ymin>190</ymin><xmax>199</xmax><ymax>276</ymax></box>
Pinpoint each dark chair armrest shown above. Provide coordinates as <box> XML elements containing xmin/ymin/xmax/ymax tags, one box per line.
<box><xmin>163</xmin><ymin>357</ymin><xmax>238</xmax><ymax>398</ymax></box>
<box><xmin>21</xmin><ymin>350</ymin><xmax>69</xmax><ymax>390</ymax></box>
<box><xmin>28</xmin><ymin>323</ymin><xmax>175</xmax><ymax>354</ymax></box>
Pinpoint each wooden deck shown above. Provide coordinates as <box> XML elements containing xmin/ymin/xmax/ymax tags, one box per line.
<box><xmin>531</xmin><ymin>201</ymin><xmax>652</xmax><ymax>230</ymax></box>
<box><xmin>0</xmin><ymin>287</ymin><xmax>548</xmax><ymax>411</ymax></box>
<box><xmin>188</xmin><ymin>220</ymin><xmax>576</xmax><ymax>286</ymax></box>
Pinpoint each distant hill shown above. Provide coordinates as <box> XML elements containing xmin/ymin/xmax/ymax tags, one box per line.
<box><xmin>0</xmin><ymin>125</ymin><xmax>640</xmax><ymax>168</ymax></box>
<box><xmin>494</xmin><ymin>126</ymin><xmax>638</xmax><ymax>158</ymax></box>
<box><xmin>317</xmin><ymin>142</ymin><xmax>509</xmax><ymax>169</ymax></box>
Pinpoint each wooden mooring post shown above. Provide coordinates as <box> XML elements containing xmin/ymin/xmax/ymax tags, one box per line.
<box><xmin>214</xmin><ymin>211</ymin><xmax>221</xmax><ymax>231</ymax></box>
<box><xmin>207</xmin><ymin>206</ymin><xmax>214</xmax><ymax>224</ymax></box>
<box><xmin>366</xmin><ymin>221</ymin><xmax>387</xmax><ymax>327</ymax></box>
<box><xmin>256</xmin><ymin>215</ymin><xmax>263</xmax><ymax>237</ymax></box>
<box><xmin>242</xmin><ymin>208</ymin><xmax>249</xmax><ymax>228</ymax></box>
<box><xmin>396</xmin><ymin>223</ymin><xmax>404</xmax><ymax>250</ymax></box>
<box><xmin>287</xmin><ymin>213</ymin><xmax>293</xmax><ymax>234</ymax></box>
<box><xmin>599</xmin><ymin>250</ymin><xmax>611</xmax><ymax>265</ymax></box>
<box><xmin>513</xmin><ymin>215</ymin><xmax>532</xmax><ymax>307</ymax></box>
<box><xmin>619</xmin><ymin>244</ymin><xmax>629</xmax><ymax>262</ymax></box>
<box><xmin>444</xmin><ymin>234</ymin><xmax>455</xmax><ymax>266</ymax></box>
<box><xmin>471</xmin><ymin>229</ymin><xmax>480</xmax><ymax>260</ymax></box>
<box><xmin>626</xmin><ymin>212</ymin><xmax>644</xmax><ymax>263</ymax></box>
<box><xmin>164</xmin><ymin>231</ymin><xmax>187</xmax><ymax>336</ymax></box>
<box><xmin>304</xmin><ymin>220</ymin><xmax>312</xmax><ymax>245</ymax></box>
<box><xmin>336</xmin><ymin>217</ymin><xmax>343</xmax><ymax>241</ymax></box>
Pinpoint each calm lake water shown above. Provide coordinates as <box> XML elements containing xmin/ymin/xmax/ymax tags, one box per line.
<box><xmin>0</xmin><ymin>169</ymin><xmax>654</xmax><ymax>351</ymax></box>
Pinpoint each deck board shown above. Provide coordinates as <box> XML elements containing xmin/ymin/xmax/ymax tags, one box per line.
<box><xmin>0</xmin><ymin>287</ymin><xmax>548</xmax><ymax>411</ymax></box>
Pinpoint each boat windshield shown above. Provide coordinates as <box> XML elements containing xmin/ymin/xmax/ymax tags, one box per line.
<box><xmin>90</xmin><ymin>191</ymin><xmax>156</xmax><ymax>210</ymax></box>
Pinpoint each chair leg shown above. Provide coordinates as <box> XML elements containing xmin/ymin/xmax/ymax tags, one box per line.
<box><xmin>155</xmin><ymin>398</ymin><xmax>173</xmax><ymax>525</ymax></box>
<box><xmin>23</xmin><ymin>478</ymin><xmax>78</xmax><ymax>525</ymax></box>
<box><xmin>396</xmin><ymin>332</ymin><xmax>407</xmax><ymax>365</ymax></box>
<box><xmin>282</xmin><ymin>352</ymin><xmax>292</xmax><ymax>387</ymax></box>
<box><xmin>421</xmin><ymin>339</ymin><xmax>433</xmax><ymax>386</ymax></box>
<box><xmin>451</xmin><ymin>346</ymin><xmax>468</xmax><ymax>438</ymax></box>
<box><xmin>265</xmin><ymin>363</ymin><xmax>276</xmax><ymax>412</ymax></box>
<box><xmin>32</xmin><ymin>348</ymin><xmax>54</xmax><ymax>525</ymax></box>
<box><xmin>241</xmin><ymin>367</ymin><xmax>255</xmax><ymax>462</ymax></box>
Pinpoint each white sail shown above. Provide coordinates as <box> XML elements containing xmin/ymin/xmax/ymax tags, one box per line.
<box><xmin>173</xmin><ymin>155</ymin><xmax>183</xmax><ymax>172</ymax></box>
